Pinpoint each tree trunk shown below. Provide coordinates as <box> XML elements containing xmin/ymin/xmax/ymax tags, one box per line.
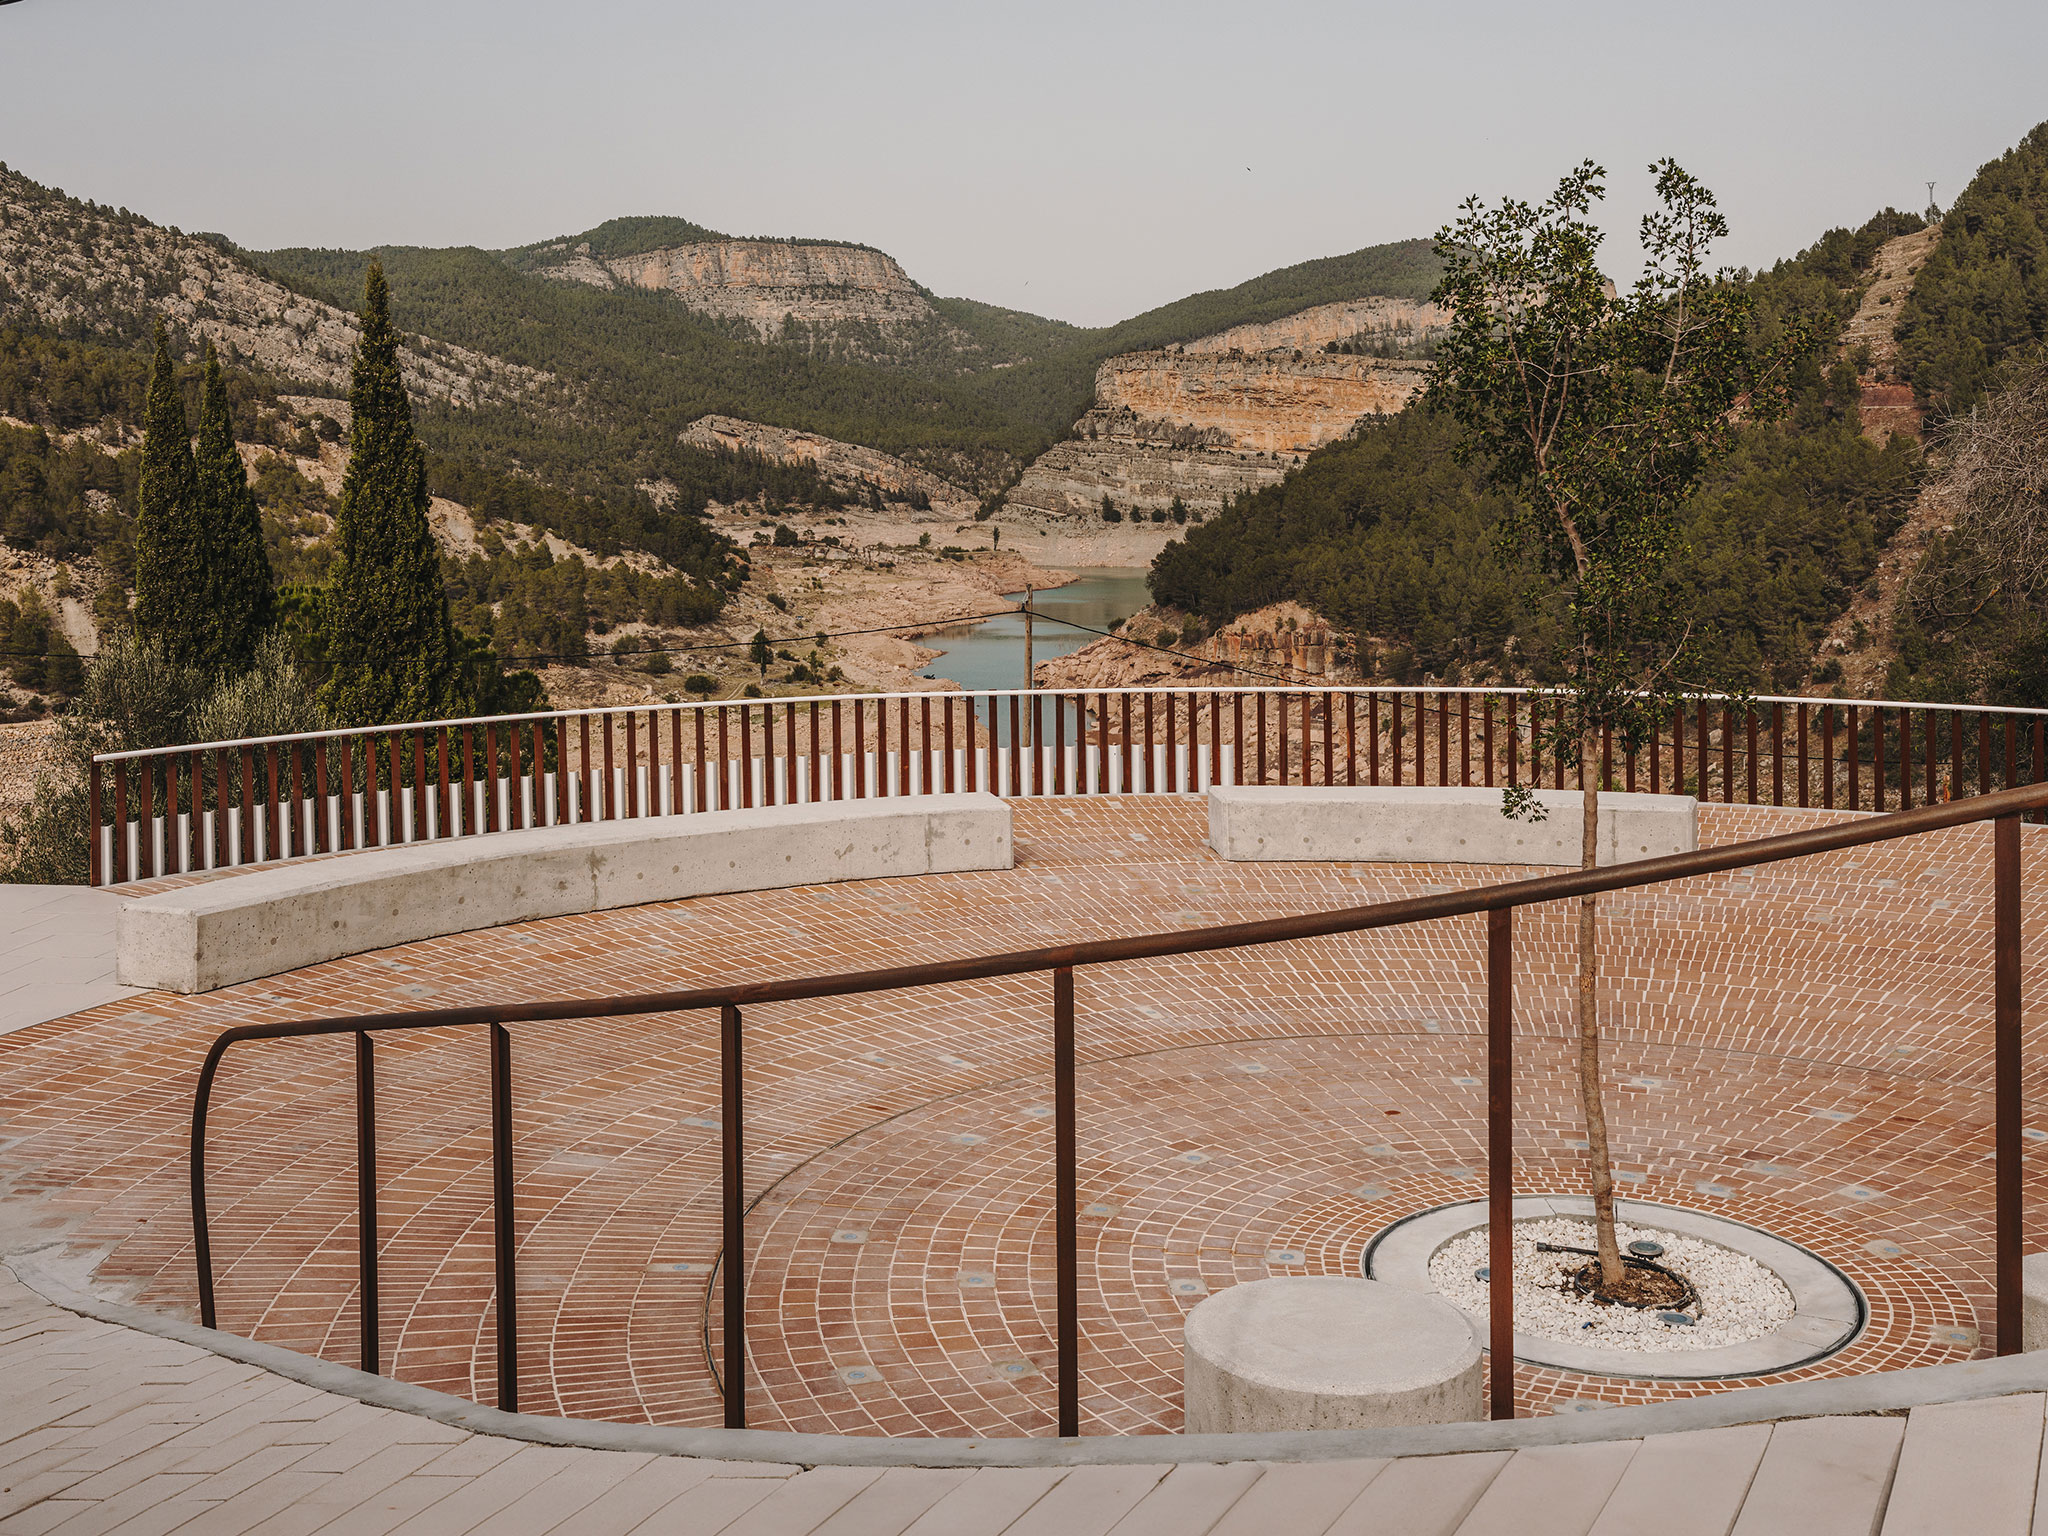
<box><xmin>1577</xmin><ymin>724</ymin><xmax>1625</xmax><ymax>1289</ymax></box>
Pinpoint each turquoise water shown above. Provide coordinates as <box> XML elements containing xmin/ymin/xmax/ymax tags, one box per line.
<box><xmin>915</xmin><ymin>568</ymin><xmax>1152</xmax><ymax>692</ymax></box>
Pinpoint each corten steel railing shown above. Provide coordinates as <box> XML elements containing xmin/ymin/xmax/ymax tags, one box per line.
<box><xmin>189</xmin><ymin>779</ymin><xmax>2046</xmax><ymax>1432</ymax></box>
<box><xmin>91</xmin><ymin>687</ymin><xmax>2048</xmax><ymax>888</ymax></box>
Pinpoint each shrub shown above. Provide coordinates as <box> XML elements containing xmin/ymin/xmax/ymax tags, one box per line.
<box><xmin>642</xmin><ymin>651</ymin><xmax>672</xmax><ymax>675</ymax></box>
<box><xmin>2</xmin><ymin>633</ymin><xmax>327</xmax><ymax>884</ymax></box>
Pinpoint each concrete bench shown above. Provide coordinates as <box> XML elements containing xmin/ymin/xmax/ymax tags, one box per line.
<box><xmin>116</xmin><ymin>793</ymin><xmax>1012</xmax><ymax>994</ymax></box>
<box><xmin>1207</xmin><ymin>785</ymin><xmax>1696</xmax><ymax>867</ymax></box>
<box><xmin>1183</xmin><ymin>1276</ymin><xmax>1483</xmax><ymax>1432</ymax></box>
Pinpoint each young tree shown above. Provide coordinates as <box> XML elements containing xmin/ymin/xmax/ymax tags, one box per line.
<box><xmin>192</xmin><ymin>343</ymin><xmax>277</xmax><ymax>666</ymax></box>
<box><xmin>320</xmin><ymin>261</ymin><xmax>467</xmax><ymax>726</ymax></box>
<box><xmin>1427</xmin><ymin>161</ymin><xmax>1808</xmax><ymax>1293</ymax></box>
<box><xmin>133</xmin><ymin>322</ymin><xmax>208</xmax><ymax>661</ymax></box>
<box><xmin>750</xmin><ymin>629</ymin><xmax>772</xmax><ymax>678</ymax></box>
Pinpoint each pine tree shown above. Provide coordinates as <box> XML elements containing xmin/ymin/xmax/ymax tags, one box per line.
<box><xmin>192</xmin><ymin>343</ymin><xmax>277</xmax><ymax>667</ymax></box>
<box><xmin>133</xmin><ymin>322</ymin><xmax>208</xmax><ymax>661</ymax></box>
<box><xmin>320</xmin><ymin>261</ymin><xmax>467</xmax><ymax>726</ymax></box>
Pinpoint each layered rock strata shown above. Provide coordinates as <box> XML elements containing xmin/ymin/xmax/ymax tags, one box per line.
<box><xmin>680</xmin><ymin>415</ymin><xmax>977</xmax><ymax>517</ymax></box>
<box><xmin>1006</xmin><ymin>348</ymin><xmax>1428</xmax><ymax>521</ymax></box>
<box><xmin>534</xmin><ymin>238</ymin><xmax>951</xmax><ymax>354</ymax></box>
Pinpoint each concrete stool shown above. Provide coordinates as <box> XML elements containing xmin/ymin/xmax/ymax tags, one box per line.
<box><xmin>2024</xmin><ymin>1253</ymin><xmax>2048</xmax><ymax>1351</ymax></box>
<box><xmin>1182</xmin><ymin>1276</ymin><xmax>1482</xmax><ymax>1433</ymax></box>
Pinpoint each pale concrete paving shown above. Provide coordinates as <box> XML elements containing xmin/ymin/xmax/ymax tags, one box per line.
<box><xmin>0</xmin><ymin>886</ymin><xmax>140</xmax><ymax>1037</ymax></box>
<box><xmin>2</xmin><ymin>1269</ymin><xmax>2046</xmax><ymax>1534</ymax></box>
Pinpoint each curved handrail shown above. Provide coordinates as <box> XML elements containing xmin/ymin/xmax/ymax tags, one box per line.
<box><xmin>189</xmin><ymin>777</ymin><xmax>2048</xmax><ymax>1429</ymax></box>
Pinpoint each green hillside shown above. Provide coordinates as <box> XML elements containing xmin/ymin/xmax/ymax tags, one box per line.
<box><xmin>1897</xmin><ymin>119</ymin><xmax>2048</xmax><ymax>418</ymax></box>
<box><xmin>1150</xmin><ymin>212</ymin><xmax>1923</xmax><ymax>691</ymax></box>
<box><xmin>247</xmin><ymin>232</ymin><xmax>1445</xmax><ymax>496</ymax></box>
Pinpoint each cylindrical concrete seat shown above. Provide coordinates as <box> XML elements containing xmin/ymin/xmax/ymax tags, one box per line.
<box><xmin>1183</xmin><ymin>1276</ymin><xmax>1482</xmax><ymax>1433</ymax></box>
<box><xmin>2025</xmin><ymin>1253</ymin><xmax>2048</xmax><ymax>1351</ymax></box>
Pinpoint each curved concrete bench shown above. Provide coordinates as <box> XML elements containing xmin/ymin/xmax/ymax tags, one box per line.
<box><xmin>116</xmin><ymin>793</ymin><xmax>1012</xmax><ymax>994</ymax></box>
<box><xmin>1207</xmin><ymin>785</ymin><xmax>1697</xmax><ymax>867</ymax></box>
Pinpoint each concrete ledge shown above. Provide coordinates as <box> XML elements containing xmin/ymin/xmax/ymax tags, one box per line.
<box><xmin>1208</xmin><ymin>785</ymin><xmax>1697</xmax><ymax>867</ymax></box>
<box><xmin>14</xmin><ymin>1248</ymin><xmax>2048</xmax><ymax>1469</ymax></box>
<box><xmin>116</xmin><ymin>794</ymin><xmax>1013</xmax><ymax>994</ymax></box>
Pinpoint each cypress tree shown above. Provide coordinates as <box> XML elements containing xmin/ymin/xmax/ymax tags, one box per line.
<box><xmin>133</xmin><ymin>322</ymin><xmax>208</xmax><ymax>661</ymax></box>
<box><xmin>320</xmin><ymin>261</ymin><xmax>466</xmax><ymax>726</ymax></box>
<box><xmin>192</xmin><ymin>343</ymin><xmax>277</xmax><ymax>667</ymax></box>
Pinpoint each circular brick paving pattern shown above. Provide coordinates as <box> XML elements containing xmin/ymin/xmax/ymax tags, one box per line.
<box><xmin>0</xmin><ymin>798</ymin><xmax>2039</xmax><ymax>1433</ymax></box>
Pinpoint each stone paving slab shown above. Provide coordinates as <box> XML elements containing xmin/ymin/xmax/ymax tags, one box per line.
<box><xmin>0</xmin><ymin>885</ymin><xmax>138</xmax><ymax>1037</ymax></box>
<box><xmin>8</xmin><ymin>1252</ymin><xmax>2048</xmax><ymax>1532</ymax></box>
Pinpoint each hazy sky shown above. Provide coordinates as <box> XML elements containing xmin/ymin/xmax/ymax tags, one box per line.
<box><xmin>4</xmin><ymin>0</ymin><xmax>2043</xmax><ymax>327</ymax></box>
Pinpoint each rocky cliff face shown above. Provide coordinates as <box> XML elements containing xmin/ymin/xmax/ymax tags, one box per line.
<box><xmin>0</xmin><ymin>169</ymin><xmax>548</xmax><ymax>407</ymax></box>
<box><xmin>531</xmin><ymin>237</ymin><xmax>959</xmax><ymax>362</ymax></box>
<box><xmin>1085</xmin><ymin>351</ymin><xmax>1428</xmax><ymax>455</ymax></box>
<box><xmin>1004</xmin><ymin>339</ymin><xmax>1428</xmax><ymax>521</ymax></box>
<box><xmin>1180</xmin><ymin>295</ymin><xmax>1447</xmax><ymax>356</ymax></box>
<box><xmin>680</xmin><ymin>415</ymin><xmax>978</xmax><ymax>517</ymax></box>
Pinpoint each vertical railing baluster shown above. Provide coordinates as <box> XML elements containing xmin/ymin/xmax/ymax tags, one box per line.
<box><xmin>1874</xmin><ymin>707</ymin><xmax>1888</xmax><ymax>813</ymax></box>
<box><xmin>89</xmin><ymin>759</ymin><xmax>104</xmax><ymax>887</ymax></box>
<box><xmin>1229</xmin><ymin>693</ymin><xmax>1240</xmax><ymax>786</ymax></box>
<box><xmin>1391</xmin><ymin>693</ymin><xmax>1402</xmax><ymax>785</ymax></box>
<box><xmin>187</xmin><ymin>751</ymin><xmax>203</xmax><ymax>871</ymax></box>
<box><xmin>1847</xmin><ymin>706</ymin><xmax>1860</xmax><ymax>811</ymax></box>
<box><xmin>1054</xmin><ymin>965</ymin><xmax>1078</xmax><ymax>1439</ymax></box>
<box><xmin>337</xmin><ymin>740</ymin><xmax>355</xmax><ymax>852</ymax></box>
<box><xmin>437</xmin><ymin>730</ymin><xmax>454</xmax><ymax>839</ymax></box>
<box><xmin>1348</xmin><ymin>693</ymin><xmax>1360</xmax><ymax>787</ymax></box>
<box><xmin>1798</xmin><ymin>705</ymin><xmax>1810</xmax><ymax>809</ymax></box>
<box><xmin>1460</xmin><ymin>693</ymin><xmax>1471</xmax><ymax>788</ymax></box>
<box><xmin>697</xmin><ymin>708</ymin><xmax>711</xmax><ymax>814</ymax></box>
<box><xmin>1823</xmin><ymin>707</ymin><xmax>1836</xmax><ymax>810</ymax></box>
<box><xmin>1485</xmin><ymin>696</ymin><xmax>1496</xmax><ymax>789</ymax></box>
<box><xmin>1507</xmin><ymin>695</ymin><xmax>1517</xmax><ymax>788</ymax></box>
<box><xmin>112</xmin><ymin>761</ymin><xmax>128</xmax><ymax>883</ymax></box>
<box><xmin>834</xmin><ymin>700</ymin><xmax>847</xmax><ymax>802</ymax></box>
<box><xmin>601</xmin><ymin>715</ymin><xmax>616</xmax><ymax>821</ymax></box>
<box><xmin>1487</xmin><ymin>905</ymin><xmax>1514</xmax><ymax>1421</ymax></box>
<box><xmin>944</xmin><ymin>696</ymin><xmax>957</xmax><ymax>795</ymax></box>
<box><xmin>746</xmin><ymin>703</ymin><xmax>760</xmax><ymax>808</ymax></box>
<box><xmin>1437</xmin><ymin>691</ymin><xmax>1449</xmax><ymax>787</ymax></box>
<box><xmin>672</xmin><ymin>709</ymin><xmax>686</xmax><ymax>815</ymax></box>
<box><xmin>2006</xmin><ymin>713</ymin><xmax>2019</xmax><ymax>793</ymax></box>
<box><xmin>490</xmin><ymin>1022</ymin><xmax>518</xmax><ymax>1413</ymax></box>
<box><xmin>721</xmin><ymin>1001</ymin><xmax>747</xmax><ymax>1428</ymax></box>
<box><xmin>1056</xmin><ymin>693</ymin><xmax>1068</xmax><ymax>795</ymax></box>
<box><xmin>1772</xmin><ymin>704</ymin><xmax>1783</xmax><ymax>807</ymax></box>
<box><xmin>138</xmin><ymin>753</ymin><xmax>155</xmax><ymax>879</ymax></box>
<box><xmin>1925</xmin><ymin>709</ymin><xmax>1937</xmax><ymax>808</ymax></box>
<box><xmin>1720</xmin><ymin>704</ymin><xmax>1734</xmax><ymax>805</ymax></box>
<box><xmin>314</xmin><ymin>740</ymin><xmax>331</xmax><ymax>854</ymax></box>
<box><xmin>1745</xmin><ymin>708</ymin><xmax>1757</xmax><ymax>805</ymax></box>
<box><xmin>1276</xmin><ymin>693</ymin><xmax>1287</xmax><ymax>785</ymax></box>
<box><xmin>269</xmin><ymin>744</ymin><xmax>285</xmax><ymax>858</ymax></box>
<box><xmin>1996</xmin><ymin>814</ymin><xmax>2022</xmax><ymax>1354</ymax></box>
<box><xmin>217</xmin><ymin>753</ymin><xmax>233</xmax><ymax>872</ymax></box>
<box><xmin>624</xmin><ymin>714</ymin><xmax>637</xmax><ymax>819</ymax></box>
<box><xmin>356</xmin><ymin>1030</ymin><xmax>379</xmax><ymax>1376</ymax></box>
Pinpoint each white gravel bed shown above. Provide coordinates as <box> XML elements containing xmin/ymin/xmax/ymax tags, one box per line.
<box><xmin>1429</xmin><ymin>1216</ymin><xmax>1796</xmax><ymax>1352</ymax></box>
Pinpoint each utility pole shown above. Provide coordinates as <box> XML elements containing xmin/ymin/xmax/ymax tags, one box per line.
<box><xmin>1022</xmin><ymin>585</ymin><xmax>1034</xmax><ymax>749</ymax></box>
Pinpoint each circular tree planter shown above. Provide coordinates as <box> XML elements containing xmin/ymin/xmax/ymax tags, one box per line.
<box><xmin>1363</xmin><ymin>1196</ymin><xmax>1866</xmax><ymax>1380</ymax></box>
<box><xmin>1182</xmin><ymin>1276</ymin><xmax>1483</xmax><ymax>1432</ymax></box>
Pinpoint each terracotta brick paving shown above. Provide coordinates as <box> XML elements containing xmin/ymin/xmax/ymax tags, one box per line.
<box><xmin>0</xmin><ymin>797</ymin><xmax>2042</xmax><ymax>1435</ymax></box>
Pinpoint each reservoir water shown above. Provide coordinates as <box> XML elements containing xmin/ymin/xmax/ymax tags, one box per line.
<box><xmin>916</xmin><ymin>568</ymin><xmax>1152</xmax><ymax>692</ymax></box>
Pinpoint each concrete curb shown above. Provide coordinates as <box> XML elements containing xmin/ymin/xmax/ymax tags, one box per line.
<box><xmin>14</xmin><ymin>1251</ymin><xmax>2048</xmax><ymax>1468</ymax></box>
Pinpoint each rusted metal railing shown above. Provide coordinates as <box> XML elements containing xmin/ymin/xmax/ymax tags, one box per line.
<box><xmin>189</xmin><ymin>779</ymin><xmax>2046</xmax><ymax>1432</ymax></box>
<box><xmin>92</xmin><ymin>688</ymin><xmax>2048</xmax><ymax>887</ymax></box>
